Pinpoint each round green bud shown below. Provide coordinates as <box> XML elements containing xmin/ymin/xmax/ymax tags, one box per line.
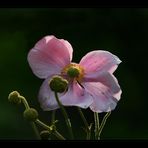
<box><xmin>49</xmin><ymin>76</ymin><xmax>68</xmax><ymax>93</ymax></box>
<box><xmin>23</xmin><ymin>108</ymin><xmax>38</xmax><ymax>122</ymax></box>
<box><xmin>8</xmin><ymin>91</ymin><xmax>21</xmax><ymax>105</ymax></box>
<box><xmin>67</xmin><ymin>67</ymin><xmax>79</xmax><ymax>78</ymax></box>
<box><xmin>40</xmin><ymin>130</ymin><xmax>51</xmax><ymax>140</ymax></box>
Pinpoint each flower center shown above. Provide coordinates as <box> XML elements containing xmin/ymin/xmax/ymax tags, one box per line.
<box><xmin>61</xmin><ymin>63</ymin><xmax>84</xmax><ymax>82</ymax></box>
<box><xmin>67</xmin><ymin>67</ymin><xmax>79</xmax><ymax>78</ymax></box>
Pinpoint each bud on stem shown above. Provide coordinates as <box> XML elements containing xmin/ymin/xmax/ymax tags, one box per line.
<box><xmin>23</xmin><ymin>108</ymin><xmax>38</xmax><ymax>122</ymax></box>
<box><xmin>8</xmin><ymin>91</ymin><xmax>21</xmax><ymax>105</ymax></box>
<box><xmin>49</xmin><ymin>75</ymin><xmax>68</xmax><ymax>93</ymax></box>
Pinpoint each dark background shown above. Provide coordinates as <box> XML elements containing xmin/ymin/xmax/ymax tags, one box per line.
<box><xmin>0</xmin><ymin>8</ymin><xmax>148</xmax><ymax>140</ymax></box>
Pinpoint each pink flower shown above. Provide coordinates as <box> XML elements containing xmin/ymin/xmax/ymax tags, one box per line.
<box><xmin>27</xmin><ymin>35</ymin><xmax>122</xmax><ymax>113</ymax></box>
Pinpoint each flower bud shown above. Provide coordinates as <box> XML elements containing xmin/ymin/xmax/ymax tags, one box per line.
<box><xmin>8</xmin><ymin>91</ymin><xmax>21</xmax><ymax>105</ymax></box>
<box><xmin>23</xmin><ymin>108</ymin><xmax>38</xmax><ymax>122</ymax></box>
<box><xmin>49</xmin><ymin>75</ymin><xmax>68</xmax><ymax>93</ymax></box>
<box><xmin>40</xmin><ymin>130</ymin><xmax>51</xmax><ymax>140</ymax></box>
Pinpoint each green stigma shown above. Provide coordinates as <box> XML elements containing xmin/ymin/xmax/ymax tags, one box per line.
<box><xmin>67</xmin><ymin>67</ymin><xmax>80</xmax><ymax>78</ymax></box>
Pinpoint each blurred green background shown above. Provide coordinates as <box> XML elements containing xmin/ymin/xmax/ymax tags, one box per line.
<box><xmin>1</xmin><ymin>8</ymin><xmax>148</xmax><ymax>140</ymax></box>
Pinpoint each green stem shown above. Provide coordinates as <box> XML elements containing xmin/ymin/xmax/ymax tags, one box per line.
<box><xmin>20</xmin><ymin>96</ymin><xmax>30</xmax><ymax>109</ymax></box>
<box><xmin>94</xmin><ymin>112</ymin><xmax>100</xmax><ymax>140</ymax></box>
<box><xmin>54</xmin><ymin>92</ymin><xmax>74</xmax><ymax>140</ymax></box>
<box><xmin>53</xmin><ymin>130</ymin><xmax>66</xmax><ymax>140</ymax></box>
<box><xmin>36</xmin><ymin>119</ymin><xmax>65</xmax><ymax>140</ymax></box>
<box><xmin>77</xmin><ymin>107</ymin><xmax>91</xmax><ymax>140</ymax></box>
<box><xmin>30</xmin><ymin>122</ymin><xmax>41</xmax><ymax>140</ymax></box>
<box><xmin>51</xmin><ymin>110</ymin><xmax>56</xmax><ymax>124</ymax></box>
<box><xmin>98</xmin><ymin>111</ymin><xmax>111</xmax><ymax>138</ymax></box>
<box><xmin>36</xmin><ymin>119</ymin><xmax>52</xmax><ymax>131</ymax></box>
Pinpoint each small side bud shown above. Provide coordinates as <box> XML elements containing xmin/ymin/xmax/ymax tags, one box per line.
<box><xmin>23</xmin><ymin>108</ymin><xmax>38</xmax><ymax>122</ymax></box>
<box><xmin>8</xmin><ymin>91</ymin><xmax>21</xmax><ymax>105</ymax></box>
<box><xmin>40</xmin><ymin>130</ymin><xmax>51</xmax><ymax>140</ymax></box>
<box><xmin>49</xmin><ymin>75</ymin><xmax>68</xmax><ymax>93</ymax></box>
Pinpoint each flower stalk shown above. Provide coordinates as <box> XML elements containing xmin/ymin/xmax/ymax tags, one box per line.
<box><xmin>98</xmin><ymin>111</ymin><xmax>111</xmax><ymax>138</ymax></box>
<box><xmin>54</xmin><ymin>92</ymin><xmax>74</xmax><ymax>140</ymax></box>
<box><xmin>51</xmin><ymin>110</ymin><xmax>56</xmax><ymax>125</ymax></box>
<box><xmin>36</xmin><ymin>119</ymin><xmax>65</xmax><ymax>140</ymax></box>
<box><xmin>20</xmin><ymin>96</ymin><xmax>30</xmax><ymax>109</ymax></box>
<box><xmin>77</xmin><ymin>107</ymin><xmax>91</xmax><ymax>140</ymax></box>
<box><xmin>30</xmin><ymin>122</ymin><xmax>41</xmax><ymax>140</ymax></box>
<box><xmin>94</xmin><ymin>112</ymin><xmax>100</xmax><ymax>140</ymax></box>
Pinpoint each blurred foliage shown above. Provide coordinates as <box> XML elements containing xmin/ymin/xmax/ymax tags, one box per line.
<box><xmin>1</xmin><ymin>8</ymin><xmax>148</xmax><ymax>139</ymax></box>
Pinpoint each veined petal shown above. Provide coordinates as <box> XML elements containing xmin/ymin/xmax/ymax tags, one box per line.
<box><xmin>59</xmin><ymin>39</ymin><xmax>73</xmax><ymax>61</ymax></box>
<box><xmin>79</xmin><ymin>50</ymin><xmax>121</xmax><ymax>79</ymax></box>
<box><xmin>83</xmin><ymin>82</ymin><xmax>121</xmax><ymax>113</ymax></box>
<box><xmin>60</xmin><ymin>81</ymin><xmax>93</xmax><ymax>108</ymax></box>
<box><xmin>84</xmin><ymin>72</ymin><xmax>121</xmax><ymax>95</ymax></box>
<box><xmin>27</xmin><ymin>35</ymin><xmax>73</xmax><ymax>79</ymax></box>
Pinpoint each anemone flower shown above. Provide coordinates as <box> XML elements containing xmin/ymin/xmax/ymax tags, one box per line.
<box><xmin>27</xmin><ymin>35</ymin><xmax>122</xmax><ymax>113</ymax></box>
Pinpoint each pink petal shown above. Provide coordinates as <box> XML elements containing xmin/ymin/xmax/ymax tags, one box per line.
<box><xmin>113</xmin><ymin>89</ymin><xmax>122</xmax><ymax>101</ymax></box>
<box><xmin>59</xmin><ymin>39</ymin><xmax>73</xmax><ymax>61</ymax></box>
<box><xmin>60</xmin><ymin>81</ymin><xmax>93</xmax><ymax>108</ymax></box>
<box><xmin>84</xmin><ymin>72</ymin><xmax>121</xmax><ymax>94</ymax></box>
<box><xmin>79</xmin><ymin>50</ymin><xmax>121</xmax><ymax>80</ymax></box>
<box><xmin>27</xmin><ymin>35</ymin><xmax>73</xmax><ymax>79</ymax></box>
<box><xmin>83</xmin><ymin>82</ymin><xmax>121</xmax><ymax>113</ymax></box>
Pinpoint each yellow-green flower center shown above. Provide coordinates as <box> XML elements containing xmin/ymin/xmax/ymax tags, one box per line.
<box><xmin>62</xmin><ymin>63</ymin><xmax>84</xmax><ymax>82</ymax></box>
<box><xmin>67</xmin><ymin>67</ymin><xmax>80</xmax><ymax>78</ymax></box>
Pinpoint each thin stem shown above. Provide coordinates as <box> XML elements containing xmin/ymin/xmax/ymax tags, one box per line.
<box><xmin>54</xmin><ymin>92</ymin><xmax>74</xmax><ymax>140</ymax></box>
<box><xmin>51</xmin><ymin>110</ymin><xmax>56</xmax><ymax>124</ymax></box>
<box><xmin>94</xmin><ymin>112</ymin><xmax>100</xmax><ymax>140</ymax></box>
<box><xmin>30</xmin><ymin>122</ymin><xmax>41</xmax><ymax>140</ymax></box>
<box><xmin>36</xmin><ymin>119</ymin><xmax>52</xmax><ymax>131</ymax></box>
<box><xmin>77</xmin><ymin>107</ymin><xmax>91</xmax><ymax>140</ymax></box>
<box><xmin>53</xmin><ymin>130</ymin><xmax>66</xmax><ymax>140</ymax></box>
<box><xmin>36</xmin><ymin>119</ymin><xmax>65</xmax><ymax>140</ymax></box>
<box><xmin>20</xmin><ymin>96</ymin><xmax>30</xmax><ymax>109</ymax></box>
<box><xmin>98</xmin><ymin>111</ymin><xmax>111</xmax><ymax>138</ymax></box>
